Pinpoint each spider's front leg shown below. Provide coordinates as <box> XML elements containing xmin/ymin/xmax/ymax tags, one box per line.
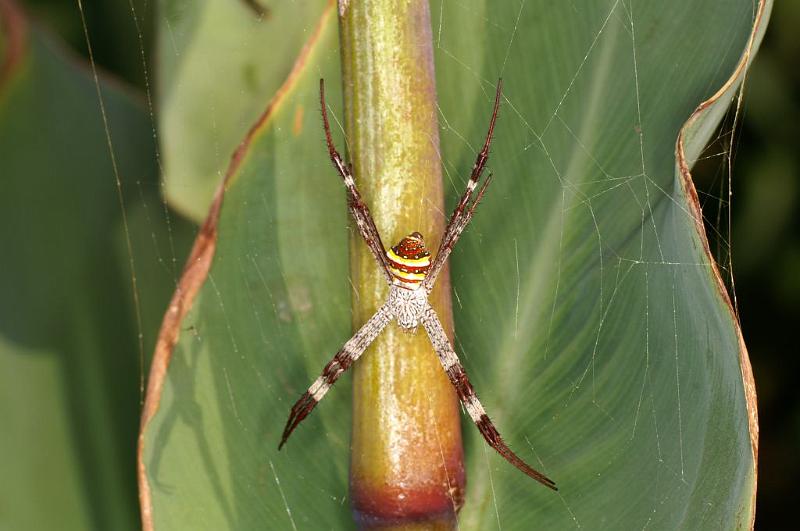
<box><xmin>319</xmin><ymin>79</ymin><xmax>393</xmax><ymax>283</ymax></box>
<box><xmin>279</xmin><ymin>303</ymin><xmax>393</xmax><ymax>449</ymax></box>
<box><xmin>421</xmin><ymin>305</ymin><xmax>557</xmax><ymax>490</ymax></box>
<box><xmin>424</xmin><ymin>80</ymin><xmax>502</xmax><ymax>293</ymax></box>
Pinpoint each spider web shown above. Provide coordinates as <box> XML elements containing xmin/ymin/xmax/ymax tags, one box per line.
<box><xmin>68</xmin><ymin>0</ymin><xmax>761</xmax><ymax>529</ymax></box>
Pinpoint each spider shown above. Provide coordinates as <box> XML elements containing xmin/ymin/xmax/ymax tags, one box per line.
<box><xmin>278</xmin><ymin>79</ymin><xmax>556</xmax><ymax>491</ymax></box>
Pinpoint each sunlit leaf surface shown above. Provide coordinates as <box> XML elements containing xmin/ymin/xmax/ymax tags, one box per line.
<box><xmin>159</xmin><ymin>0</ymin><xmax>329</xmax><ymax>221</ymax></box>
<box><xmin>142</xmin><ymin>0</ymin><xmax>766</xmax><ymax>528</ymax></box>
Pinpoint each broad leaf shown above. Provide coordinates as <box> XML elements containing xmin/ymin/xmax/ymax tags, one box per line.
<box><xmin>159</xmin><ymin>0</ymin><xmax>329</xmax><ymax>221</ymax></box>
<box><xmin>141</xmin><ymin>0</ymin><xmax>766</xmax><ymax>528</ymax></box>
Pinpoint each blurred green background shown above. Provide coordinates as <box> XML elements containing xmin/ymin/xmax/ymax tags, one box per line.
<box><xmin>5</xmin><ymin>0</ymin><xmax>794</xmax><ymax>528</ymax></box>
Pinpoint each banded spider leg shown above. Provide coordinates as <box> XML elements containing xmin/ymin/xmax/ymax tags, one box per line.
<box><xmin>278</xmin><ymin>303</ymin><xmax>393</xmax><ymax>449</ymax></box>
<box><xmin>423</xmin><ymin>80</ymin><xmax>502</xmax><ymax>293</ymax></box>
<box><xmin>420</xmin><ymin>306</ymin><xmax>556</xmax><ymax>489</ymax></box>
<box><xmin>319</xmin><ymin>79</ymin><xmax>393</xmax><ymax>283</ymax></box>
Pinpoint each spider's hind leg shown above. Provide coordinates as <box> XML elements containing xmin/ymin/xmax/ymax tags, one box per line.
<box><xmin>279</xmin><ymin>302</ymin><xmax>393</xmax><ymax>448</ymax></box>
<box><xmin>420</xmin><ymin>305</ymin><xmax>557</xmax><ymax>490</ymax></box>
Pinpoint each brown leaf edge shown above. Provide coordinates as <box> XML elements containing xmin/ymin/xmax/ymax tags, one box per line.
<box><xmin>675</xmin><ymin>0</ymin><xmax>770</xmax><ymax>527</ymax></box>
<box><xmin>0</xmin><ymin>0</ymin><xmax>27</xmax><ymax>94</ymax></box>
<box><xmin>136</xmin><ymin>2</ymin><xmax>335</xmax><ymax>529</ymax></box>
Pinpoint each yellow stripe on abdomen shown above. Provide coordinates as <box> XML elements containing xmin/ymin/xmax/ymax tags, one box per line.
<box><xmin>388</xmin><ymin>267</ymin><xmax>426</xmax><ymax>282</ymax></box>
<box><xmin>387</xmin><ymin>247</ymin><xmax>430</xmax><ymax>268</ymax></box>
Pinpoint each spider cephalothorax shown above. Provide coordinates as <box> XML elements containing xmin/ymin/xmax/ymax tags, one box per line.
<box><xmin>278</xmin><ymin>79</ymin><xmax>557</xmax><ymax>491</ymax></box>
<box><xmin>388</xmin><ymin>283</ymin><xmax>428</xmax><ymax>330</ymax></box>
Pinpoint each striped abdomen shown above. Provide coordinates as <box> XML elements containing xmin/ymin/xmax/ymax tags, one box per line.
<box><xmin>387</xmin><ymin>232</ymin><xmax>431</xmax><ymax>286</ymax></box>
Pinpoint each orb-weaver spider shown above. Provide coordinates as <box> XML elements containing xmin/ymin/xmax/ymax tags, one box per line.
<box><xmin>278</xmin><ymin>79</ymin><xmax>556</xmax><ymax>491</ymax></box>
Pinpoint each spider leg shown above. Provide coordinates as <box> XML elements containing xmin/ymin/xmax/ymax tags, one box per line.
<box><xmin>279</xmin><ymin>303</ymin><xmax>393</xmax><ymax>449</ymax></box>
<box><xmin>424</xmin><ymin>173</ymin><xmax>493</xmax><ymax>294</ymax></box>
<box><xmin>424</xmin><ymin>80</ymin><xmax>502</xmax><ymax>292</ymax></box>
<box><xmin>421</xmin><ymin>305</ymin><xmax>557</xmax><ymax>490</ymax></box>
<box><xmin>319</xmin><ymin>79</ymin><xmax>393</xmax><ymax>282</ymax></box>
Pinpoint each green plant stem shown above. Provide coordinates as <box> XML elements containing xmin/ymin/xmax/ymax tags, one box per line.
<box><xmin>338</xmin><ymin>0</ymin><xmax>464</xmax><ymax>528</ymax></box>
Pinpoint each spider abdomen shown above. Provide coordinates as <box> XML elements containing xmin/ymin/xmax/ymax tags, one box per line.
<box><xmin>387</xmin><ymin>232</ymin><xmax>431</xmax><ymax>285</ymax></box>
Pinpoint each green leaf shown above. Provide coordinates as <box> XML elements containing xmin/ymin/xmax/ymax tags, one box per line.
<box><xmin>159</xmin><ymin>0</ymin><xmax>329</xmax><ymax>221</ymax></box>
<box><xmin>0</xmin><ymin>19</ymin><xmax>194</xmax><ymax>531</ymax></box>
<box><xmin>141</xmin><ymin>0</ymin><xmax>766</xmax><ymax>528</ymax></box>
